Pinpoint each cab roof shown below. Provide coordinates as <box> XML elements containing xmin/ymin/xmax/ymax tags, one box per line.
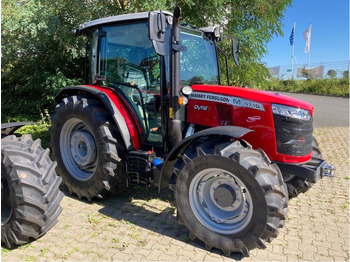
<box><xmin>78</xmin><ymin>11</ymin><xmax>172</xmax><ymax>32</ymax></box>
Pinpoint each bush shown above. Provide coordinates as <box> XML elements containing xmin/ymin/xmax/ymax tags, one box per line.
<box><xmin>17</xmin><ymin>122</ymin><xmax>51</xmax><ymax>149</ymax></box>
<box><xmin>264</xmin><ymin>78</ymin><xmax>349</xmax><ymax>97</ymax></box>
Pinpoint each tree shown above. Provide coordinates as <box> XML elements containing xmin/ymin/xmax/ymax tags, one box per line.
<box><xmin>327</xmin><ymin>69</ymin><xmax>337</xmax><ymax>79</ymax></box>
<box><xmin>2</xmin><ymin>0</ymin><xmax>291</xmax><ymax>121</ymax></box>
<box><xmin>343</xmin><ymin>70</ymin><xmax>349</xmax><ymax>78</ymax></box>
<box><xmin>222</xmin><ymin>1</ymin><xmax>292</xmax><ymax>88</ymax></box>
<box><xmin>1</xmin><ymin>0</ymin><xmax>126</xmax><ymax>121</ymax></box>
<box><xmin>300</xmin><ymin>67</ymin><xmax>310</xmax><ymax>79</ymax></box>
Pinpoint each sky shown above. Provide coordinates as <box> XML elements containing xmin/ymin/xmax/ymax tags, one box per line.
<box><xmin>263</xmin><ymin>0</ymin><xmax>349</xmax><ymax>68</ymax></box>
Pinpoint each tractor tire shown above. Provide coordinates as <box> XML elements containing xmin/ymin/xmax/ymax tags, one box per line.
<box><xmin>284</xmin><ymin>137</ymin><xmax>322</xmax><ymax>198</ymax></box>
<box><xmin>1</xmin><ymin>134</ymin><xmax>63</xmax><ymax>248</ymax></box>
<box><xmin>51</xmin><ymin>95</ymin><xmax>126</xmax><ymax>201</ymax></box>
<box><xmin>171</xmin><ymin>139</ymin><xmax>288</xmax><ymax>257</ymax></box>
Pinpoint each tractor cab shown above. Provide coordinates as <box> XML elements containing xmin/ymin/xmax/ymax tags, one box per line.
<box><xmin>75</xmin><ymin>11</ymin><xmax>223</xmax><ymax>148</ymax></box>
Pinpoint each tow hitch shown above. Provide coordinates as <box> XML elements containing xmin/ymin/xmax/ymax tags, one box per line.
<box><xmin>277</xmin><ymin>157</ymin><xmax>336</xmax><ymax>183</ymax></box>
<box><xmin>322</xmin><ymin>163</ymin><xmax>336</xmax><ymax>178</ymax></box>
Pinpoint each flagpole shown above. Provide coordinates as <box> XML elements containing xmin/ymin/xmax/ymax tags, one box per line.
<box><xmin>308</xmin><ymin>24</ymin><xmax>312</xmax><ymax>68</ymax></box>
<box><xmin>291</xmin><ymin>21</ymin><xmax>296</xmax><ymax>79</ymax></box>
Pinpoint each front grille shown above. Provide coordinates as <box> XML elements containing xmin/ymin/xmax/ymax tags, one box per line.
<box><xmin>274</xmin><ymin>115</ymin><xmax>313</xmax><ymax>156</ymax></box>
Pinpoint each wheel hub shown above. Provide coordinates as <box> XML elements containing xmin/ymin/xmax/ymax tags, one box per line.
<box><xmin>60</xmin><ymin>118</ymin><xmax>98</xmax><ymax>181</ymax></box>
<box><xmin>207</xmin><ymin>174</ymin><xmax>244</xmax><ymax>212</ymax></box>
<box><xmin>190</xmin><ymin>169</ymin><xmax>252</xmax><ymax>235</ymax></box>
<box><xmin>70</xmin><ymin>131</ymin><xmax>97</xmax><ymax>167</ymax></box>
<box><xmin>213</xmin><ymin>184</ymin><xmax>236</xmax><ymax>208</ymax></box>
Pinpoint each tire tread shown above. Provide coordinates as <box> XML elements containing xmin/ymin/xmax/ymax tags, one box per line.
<box><xmin>171</xmin><ymin>139</ymin><xmax>288</xmax><ymax>257</ymax></box>
<box><xmin>50</xmin><ymin>95</ymin><xmax>126</xmax><ymax>200</ymax></box>
<box><xmin>1</xmin><ymin>135</ymin><xmax>63</xmax><ymax>248</ymax></box>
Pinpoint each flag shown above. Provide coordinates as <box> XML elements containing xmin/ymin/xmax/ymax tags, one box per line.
<box><xmin>289</xmin><ymin>27</ymin><xmax>295</xmax><ymax>46</ymax></box>
<box><xmin>303</xmin><ymin>24</ymin><xmax>311</xmax><ymax>53</ymax></box>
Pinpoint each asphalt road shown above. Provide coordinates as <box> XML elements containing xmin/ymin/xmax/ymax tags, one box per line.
<box><xmin>280</xmin><ymin>92</ymin><xmax>349</xmax><ymax>127</ymax></box>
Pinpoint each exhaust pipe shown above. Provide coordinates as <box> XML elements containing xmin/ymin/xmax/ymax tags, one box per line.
<box><xmin>169</xmin><ymin>6</ymin><xmax>182</xmax><ymax>147</ymax></box>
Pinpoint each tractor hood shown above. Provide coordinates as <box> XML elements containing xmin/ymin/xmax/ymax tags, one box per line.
<box><xmin>191</xmin><ymin>84</ymin><xmax>314</xmax><ymax>115</ymax></box>
<box><xmin>188</xmin><ymin>84</ymin><xmax>315</xmax><ymax>163</ymax></box>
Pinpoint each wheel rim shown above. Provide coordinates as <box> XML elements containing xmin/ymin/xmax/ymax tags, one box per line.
<box><xmin>189</xmin><ymin>168</ymin><xmax>253</xmax><ymax>235</ymax></box>
<box><xmin>1</xmin><ymin>174</ymin><xmax>12</xmax><ymax>225</ymax></box>
<box><xmin>60</xmin><ymin>118</ymin><xmax>97</xmax><ymax>181</ymax></box>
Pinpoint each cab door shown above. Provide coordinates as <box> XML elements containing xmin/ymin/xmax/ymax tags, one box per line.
<box><xmin>92</xmin><ymin>21</ymin><xmax>163</xmax><ymax>146</ymax></box>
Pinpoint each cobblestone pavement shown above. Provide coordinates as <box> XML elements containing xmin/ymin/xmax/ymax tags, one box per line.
<box><xmin>2</xmin><ymin>127</ymin><xmax>349</xmax><ymax>261</ymax></box>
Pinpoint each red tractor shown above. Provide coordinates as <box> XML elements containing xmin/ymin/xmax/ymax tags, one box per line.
<box><xmin>51</xmin><ymin>8</ymin><xmax>335</xmax><ymax>256</ymax></box>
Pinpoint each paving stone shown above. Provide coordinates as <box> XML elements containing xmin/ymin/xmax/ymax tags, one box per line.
<box><xmin>112</xmin><ymin>251</ymin><xmax>132</xmax><ymax>261</ymax></box>
<box><xmin>314</xmin><ymin>254</ymin><xmax>333</xmax><ymax>261</ymax></box>
<box><xmin>146</xmin><ymin>250</ymin><xmax>163</xmax><ymax>260</ymax></box>
<box><xmin>267</xmin><ymin>253</ymin><xmax>288</xmax><ymax>261</ymax></box>
<box><xmin>203</xmin><ymin>253</ymin><xmax>224</xmax><ymax>261</ymax></box>
<box><xmin>134</xmin><ymin>247</ymin><xmax>152</xmax><ymax>257</ymax></box>
<box><xmin>158</xmin><ymin>253</ymin><xmax>178</xmax><ymax>260</ymax></box>
<box><xmin>286</xmin><ymin>254</ymin><xmax>301</xmax><ymax>261</ymax></box>
<box><xmin>67</xmin><ymin>251</ymin><xmax>88</xmax><ymax>260</ymax></box>
<box><xmin>177</xmin><ymin>247</ymin><xmax>196</xmax><ymax>258</ymax></box>
<box><xmin>191</xmin><ymin>251</ymin><xmax>208</xmax><ymax>261</ymax></box>
<box><xmin>1</xmin><ymin>127</ymin><xmax>348</xmax><ymax>261</ymax></box>
<box><xmin>163</xmin><ymin>245</ymin><xmax>181</xmax><ymax>256</ymax></box>
<box><xmin>128</xmin><ymin>254</ymin><xmax>145</xmax><ymax>261</ymax></box>
<box><xmin>329</xmin><ymin>249</ymin><xmax>349</xmax><ymax>258</ymax></box>
<box><xmin>170</xmin><ymin>238</ymin><xmax>188</xmax><ymax>248</ymax></box>
<box><xmin>301</xmin><ymin>250</ymin><xmax>315</xmax><ymax>261</ymax></box>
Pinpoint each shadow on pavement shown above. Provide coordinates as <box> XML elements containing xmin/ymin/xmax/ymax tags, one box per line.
<box><xmin>59</xmin><ymin>184</ymin><xmax>244</xmax><ymax>260</ymax></box>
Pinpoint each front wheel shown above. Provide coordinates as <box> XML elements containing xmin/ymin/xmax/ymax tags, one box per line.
<box><xmin>172</xmin><ymin>139</ymin><xmax>288</xmax><ymax>257</ymax></box>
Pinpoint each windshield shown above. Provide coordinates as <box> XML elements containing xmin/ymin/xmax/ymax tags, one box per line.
<box><xmin>178</xmin><ymin>27</ymin><xmax>219</xmax><ymax>86</ymax></box>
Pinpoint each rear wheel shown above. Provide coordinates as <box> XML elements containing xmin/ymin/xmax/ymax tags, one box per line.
<box><xmin>51</xmin><ymin>95</ymin><xmax>126</xmax><ymax>200</ymax></box>
<box><xmin>1</xmin><ymin>135</ymin><xmax>63</xmax><ymax>248</ymax></box>
<box><xmin>284</xmin><ymin>137</ymin><xmax>322</xmax><ymax>198</ymax></box>
<box><xmin>171</xmin><ymin>139</ymin><xmax>288</xmax><ymax>257</ymax></box>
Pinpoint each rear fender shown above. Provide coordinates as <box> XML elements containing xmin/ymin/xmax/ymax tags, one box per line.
<box><xmin>1</xmin><ymin>122</ymin><xmax>37</xmax><ymax>137</ymax></box>
<box><xmin>55</xmin><ymin>85</ymin><xmax>140</xmax><ymax>150</ymax></box>
<box><xmin>158</xmin><ymin>126</ymin><xmax>253</xmax><ymax>191</ymax></box>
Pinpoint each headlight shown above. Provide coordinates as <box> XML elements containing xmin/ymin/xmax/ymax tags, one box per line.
<box><xmin>272</xmin><ymin>104</ymin><xmax>311</xmax><ymax>121</ymax></box>
<box><xmin>181</xmin><ymin>85</ymin><xmax>193</xmax><ymax>96</ymax></box>
<box><xmin>214</xmin><ymin>26</ymin><xmax>220</xmax><ymax>38</ymax></box>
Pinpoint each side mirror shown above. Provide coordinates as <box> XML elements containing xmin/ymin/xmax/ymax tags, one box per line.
<box><xmin>232</xmin><ymin>39</ymin><xmax>240</xmax><ymax>67</ymax></box>
<box><xmin>149</xmin><ymin>11</ymin><xmax>167</xmax><ymax>56</ymax></box>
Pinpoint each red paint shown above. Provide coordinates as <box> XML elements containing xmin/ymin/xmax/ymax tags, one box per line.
<box><xmin>188</xmin><ymin>84</ymin><xmax>315</xmax><ymax>163</ymax></box>
<box><xmin>192</xmin><ymin>84</ymin><xmax>314</xmax><ymax>114</ymax></box>
<box><xmin>83</xmin><ymin>83</ymin><xmax>315</xmax><ymax>164</ymax></box>
<box><xmin>86</xmin><ymin>85</ymin><xmax>141</xmax><ymax>149</ymax></box>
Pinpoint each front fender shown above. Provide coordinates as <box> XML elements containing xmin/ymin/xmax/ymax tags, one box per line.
<box><xmin>157</xmin><ymin>126</ymin><xmax>253</xmax><ymax>191</ymax></box>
